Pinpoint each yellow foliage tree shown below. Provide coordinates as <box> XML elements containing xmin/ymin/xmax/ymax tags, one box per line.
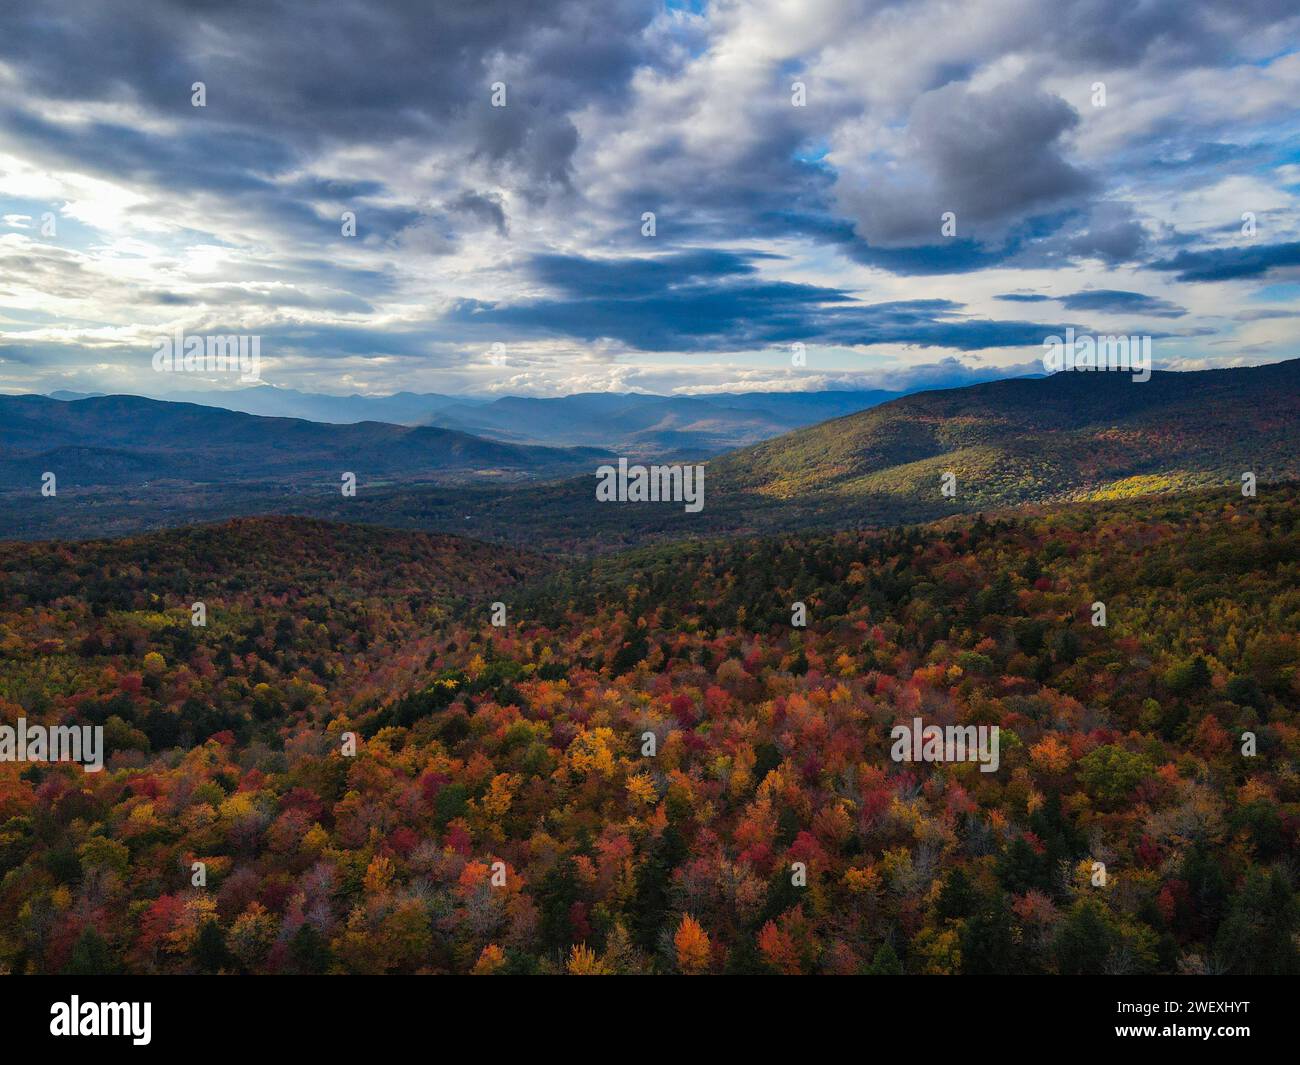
<box><xmin>566</xmin><ymin>943</ymin><xmax>609</xmax><ymax>975</ymax></box>
<box><xmin>674</xmin><ymin>914</ymin><xmax>710</xmax><ymax>974</ymax></box>
<box><xmin>472</xmin><ymin>944</ymin><xmax>507</xmax><ymax>975</ymax></box>
<box><xmin>625</xmin><ymin>772</ymin><xmax>656</xmax><ymax>806</ymax></box>
<box><xmin>364</xmin><ymin>855</ymin><xmax>396</xmax><ymax>894</ymax></box>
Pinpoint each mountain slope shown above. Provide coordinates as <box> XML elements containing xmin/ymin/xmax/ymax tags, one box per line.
<box><xmin>710</xmin><ymin>360</ymin><xmax>1300</xmax><ymax>508</ymax></box>
<box><xmin>0</xmin><ymin>394</ymin><xmax>608</xmax><ymax>488</ymax></box>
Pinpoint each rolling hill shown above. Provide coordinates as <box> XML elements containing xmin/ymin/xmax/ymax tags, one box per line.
<box><xmin>0</xmin><ymin>393</ymin><xmax>608</xmax><ymax>490</ymax></box>
<box><xmin>709</xmin><ymin>359</ymin><xmax>1300</xmax><ymax>510</ymax></box>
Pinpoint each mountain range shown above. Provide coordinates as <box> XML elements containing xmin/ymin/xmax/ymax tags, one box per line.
<box><xmin>43</xmin><ymin>385</ymin><xmax>907</xmax><ymax>456</ymax></box>
<box><xmin>419</xmin><ymin>389</ymin><xmax>904</xmax><ymax>453</ymax></box>
<box><xmin>3</xmin><ymin>359</ymin><xmax>1297</xmax><ymax>545</ymax></box>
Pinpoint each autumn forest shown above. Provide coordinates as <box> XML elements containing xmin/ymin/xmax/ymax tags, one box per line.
<box><xmin>1</xmin><ymin>484</ymin><xmax>1296</xmax><ymax>975</ymax></box>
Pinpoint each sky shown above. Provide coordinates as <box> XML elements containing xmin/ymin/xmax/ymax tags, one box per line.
<box><xmin>1</xmin><ymin>0</ymin><xmax>1298</xmax><ymax>399</ymax></box>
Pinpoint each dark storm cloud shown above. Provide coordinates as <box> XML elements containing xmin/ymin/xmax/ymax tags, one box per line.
<box><xmin>821</xmin><ymin>1</ymin><xmax>1296</xmax><ymax>268</ymax></box>
<box><xmin>0</xmin><ymin>0</ymin><xmax>658</xmax><ymax>143</ymax></box>
<box><xmin>0</xmin><ymin>0</ymin><xmax>663</xmax><ymax>241</ymax></box>
<box><xmin>774</xmin><ymin>214</ymin><xmax>1026</xmax><ymax>276</ymax></box>
<box><xmin>1148</xmin><ymin>242</ymin><xmax>1300</xmax><ymax>283</ymax></box>
<box><xmin>836</xmin><ymin>80</ymin><xmax>1094</xmax><ymax>249</ymax></box>
<box><xmin>0</xmin><ymin>103</ymin><xmax>296</xmax><ymax>186</ymax></box>
<box><xmin>812</xmin><ymin>200</ymin><xmax>1148</xmax><ymax>277</ymax></box>
<box><xmin>446</xmin><ymin>192</ymin><xmax>510</xmax><ymax>237</ymax></box>
<box><xmin>445</xmin><ymin>250</ymin><xmax>1056</xmax><ymax>352</ymax></box>
<box><xmin>848</xmin><ymin>239</ymin><xmax>1023</xmax><ymax>275</ymax></box>
<box><xmin>530</xmin><ymin>249</ymin><xmax>774</xmax><ymax>295</ymax></box>
<box><xmin>1057</xmin><ymin>203</ymin><xmax>1151</xmax><ymax>264</ymax></box>
<box><xmin>1057</xmin><ymin>290</ymin><xmax>1186</xmax><ymax>317</ymax></box>
<box><xmin>1040</xmin><ymin>0</ymin><xmax>1300</xmax><ymax>67</ymax></box>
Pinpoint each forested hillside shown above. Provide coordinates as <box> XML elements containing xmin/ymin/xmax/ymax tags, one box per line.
<box><xmin>1</xmin><ymin>487</ymin><xmax>1296</xmax><ymax>974</ymax></box>
<box><xmin>709</xmin><ymin>358</ymin><xmax>1300</xmax><ymax>506</ymax></box>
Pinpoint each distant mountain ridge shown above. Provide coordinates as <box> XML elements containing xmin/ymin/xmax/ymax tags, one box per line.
<box><xmin>422</xmin><ymin>389</ymin><xmax>905</xmax><ymax>453</ymax></box>
<box><xmin>146</xmin><ymin>385</ymin><xmax>472</xmax><ymax>426</ymax></box>
<box><xmin>0</xmin><ymin>393</ymin><xmax>606</xmax><ymax>489</ymax></box>
<box><xmin>39</xmin><ymin>384</ymin><xmax>909</xmax><ymax>456</ymax></box>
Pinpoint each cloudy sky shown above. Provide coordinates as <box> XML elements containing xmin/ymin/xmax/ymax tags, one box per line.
<box><xmin>1</xmin><ymin>0</ymin><xmax>1298</xmax><ymax>398</ymax></box>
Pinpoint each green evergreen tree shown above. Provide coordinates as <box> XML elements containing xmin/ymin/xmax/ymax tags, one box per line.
<box><xmin>64</xmin><ymin>927</ymin><xmax>114</xmax><ymax>975</ymax></box>
<box><xmin>864</xmin><ymin>941</ymin><xmax>903</xmax><ymax>975</ymax></box>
